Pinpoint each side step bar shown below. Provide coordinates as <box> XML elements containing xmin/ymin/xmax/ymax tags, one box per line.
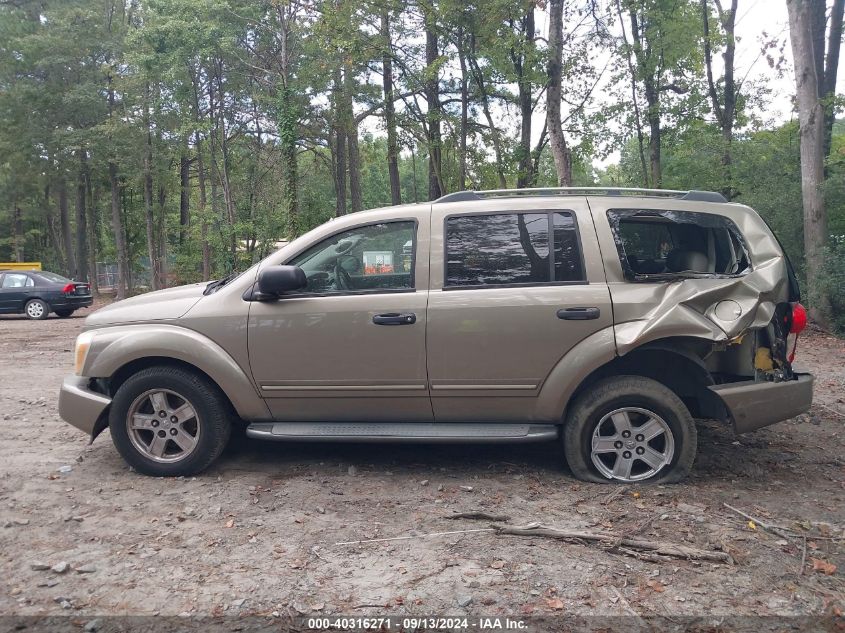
<box><xmin>245</xmin><ymin>422</ymin><xmax>559</xmax><ymax>443</ymax></box>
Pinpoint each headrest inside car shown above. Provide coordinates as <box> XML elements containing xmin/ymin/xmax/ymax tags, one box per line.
<box><xmin>666</xmin><ymin>249</ymin><xmax>709</xmax><ymax>273</ymax></box>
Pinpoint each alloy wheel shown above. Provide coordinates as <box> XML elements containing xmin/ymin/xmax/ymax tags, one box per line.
<box><xmin>590</xmin><ymin>407</ymin><xmax>675</xmax><ymax>482</ymax></box>
<box><xmin>126</xmin><ymin>389</ymin><xmax>201</xmax><ymax>463</ymax></box>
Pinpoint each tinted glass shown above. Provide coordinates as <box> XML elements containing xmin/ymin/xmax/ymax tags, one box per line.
<box><xmin>553</xmin><ymin>212</ymin><xmax>584</xmax><ymax>281</ymax></box>
<box><xmin>289</xmin><ymin>221</ymin><xmax>415</xmax><ymax>294</ymax></box>
<box><xmin>446</xmin><ymin>213</ymin><xmax>549</xmax><ymax>286</ymax></box>
<box><xmin>445</xmin><ymin>212</ymin><xmax>583</xmax><ymax>287</ymax></box>
<box><xmin>35</xmin><ymin>271</ymin><xmax>70</xmax><ymax>283</ymax></box>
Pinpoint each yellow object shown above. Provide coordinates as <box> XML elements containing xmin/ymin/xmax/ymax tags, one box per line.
<box><xmin>0</xmin><ymin>262</ymin><xmax>41</xmax><ymax>271</ymax></box>
<box><xmin>754</xmin><ymin>347</ymin><xmax>774</xmax><ymax>371</ymax></box>
<box><xmin>748</xmin><ymin>520</ymin><xmax>757</xmax><ymax>531</ymax></box>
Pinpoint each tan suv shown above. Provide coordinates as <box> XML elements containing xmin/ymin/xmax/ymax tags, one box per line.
<box><xmin>58</xmin><ymin>188</ymin><xmax>813</xmax><ymax>483</ymax></box>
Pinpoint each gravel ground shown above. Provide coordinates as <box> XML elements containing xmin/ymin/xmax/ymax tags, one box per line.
<box><xmin>0</xmin><ymin>306</ymin><xmax>843</xmax><ymax>626</ymax></box>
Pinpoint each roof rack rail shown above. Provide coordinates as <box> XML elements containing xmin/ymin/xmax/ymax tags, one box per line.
<box><xmin>433</xmin><ymin>187</ymin><xmax>727</xmax><ymax>204</ymax></box>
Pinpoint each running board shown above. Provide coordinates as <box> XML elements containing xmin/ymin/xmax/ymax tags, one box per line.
<box><xmin>245</xmin><ymin>422</ymin><xmax>559</xmax><ymax>443</ymax></box>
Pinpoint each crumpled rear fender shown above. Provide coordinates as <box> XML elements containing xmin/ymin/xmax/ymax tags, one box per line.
<box><xmin>604</xmin><ymin>203</ymin><xmax>790</xmax><ymax>354</ymax></box>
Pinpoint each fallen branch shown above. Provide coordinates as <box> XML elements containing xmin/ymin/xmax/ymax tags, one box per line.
<box><xmin>444</xmin><ymin>511</ymin><xmax>511</xmax><ymax>522</ymax></box>
<box><xmin>722</xmin><ymin>503</ymin><xmax>794</xmax><ymax>540</ymax></box>
<box><xmin>799</xmin><ymin>536</ymin><xmax>807</xmax><ymax>576</ymax></box>
<box><xmin>335</xmin><ymin>528</ymin><xmax>495</xmax><ymax>546</ymax></box>
<box><xmin>490</xmin><ymin>522</ymin><xmax>732</xmax><ymax>563</ymax></box>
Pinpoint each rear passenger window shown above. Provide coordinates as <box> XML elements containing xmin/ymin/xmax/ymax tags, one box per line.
<box><xmin>445</xmin><ymin>212</ymin><xmax>585</xmax><ymax>287</ymax></box>
<box><xmin>607</xmin><ymin>209</ymin><xmax>751</xmax><ymax>279</ymax></box>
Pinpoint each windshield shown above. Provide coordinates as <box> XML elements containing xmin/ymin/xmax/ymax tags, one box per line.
<box><xmin>35</xmin><ymin>271</ymin><xmax>71</xmax><ymax>283</ymax></box>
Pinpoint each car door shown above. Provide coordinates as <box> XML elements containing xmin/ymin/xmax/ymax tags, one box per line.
<box><xmin>0</xmin><ymin>273</ymin><xmax>34</xmax><ymax>313</ymax></box>
<box><xmin>247</xmin><ymin>213</ymin><xmax>432</xmax><ymax>422</ymax></box>
<box><xmin>426</xmin><ymin>198</ymin><xmax>613</xmax><ymax>422</ymax></box>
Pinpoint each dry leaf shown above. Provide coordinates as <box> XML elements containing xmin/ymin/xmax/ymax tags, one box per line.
<box><xmin>225</xmin><ymin>519</ymin><xmax>235</xmax><ymax>528</ymax></box>
<box><xmin>491</xmin><ymin>560</ymin><xmax>505</xmax><ymax>569</ymax></box>
<box><xmin>646</xmin><ymin>580</ymin><xmax>666</xmax><ymax>593</ymax></box>
<box><xmin>811</xmin><ymin>558</ymin><xmax>837</xmax><ymax>575</ymax></box>
<box><xmin>545</xmin><ymin>597</ymin><xmax>565</xmax><ymax>610</ymax></box>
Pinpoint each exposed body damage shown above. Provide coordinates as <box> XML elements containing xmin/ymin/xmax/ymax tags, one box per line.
<box><xmin>588</xmin><ymin>200</ymin><xmax>810</xmax><ymax>433</ymax></box>
<box><xmin>58</xmin><ymin>187</ymin><xmax>813</xmax><ymax>482</ymax></box>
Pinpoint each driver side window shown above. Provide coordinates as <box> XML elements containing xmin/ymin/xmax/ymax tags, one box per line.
<box><xmin>288</xmin><ymin>221</ymin><xmax>416</xmax><ymax>295</ymax></box>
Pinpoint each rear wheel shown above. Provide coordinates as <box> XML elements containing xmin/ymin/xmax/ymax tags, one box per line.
<box><xmin>24</xmin><ymin>299</ymin><xmax>49</xmax><ymax>320</ymax></box>
<box><xmin>55</xmin><ymin>309</ymin><xmax>74</xmax><ymax>318</ymax></box>
<box><xmin>109</xmin><ymin>366</ymin><xmax>232</xmax><ymax>476</ymax></box>
<box><xmin>563</xmin><ymin>376</ymin><xmax>696</xmax><ymax>484</ymax></box>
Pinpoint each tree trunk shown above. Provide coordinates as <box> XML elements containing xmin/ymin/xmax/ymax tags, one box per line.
<box><xmin>787</xmin><ymin>0</ymin><xmax>831</xmax><ymax>326</ymax></box>
<box><xmin>58</xmin><ymin>179</ymin><xmax>77</xmax><ymax>279</ymax></box>
<box><xmin>75</xmin><ymin>150</ymin><xmax>89</xmax><ymax>282</ymax></box>
<box><xmin>86</xmin><ymin>171</ymin><xmax>99</xmax><ymax>294</ymax></box>
<box><xmin>179</xmin><ymin>142</ymin><xmax>190</xmax><ymax>245</ymax></box>
<box><xmin>702</xmin><ymin>0</ymin><xmax>738</xmax><ymax>198</ymax></box>
<box><xmin>348</xmin><ymin>122</ymin><xmax>363</xmax><ymax>212</ymax></box>
<box><xmin>13</xmin><ymin>203</ymin><xmax>24</xmax><ymax>262</ymax></box>
<box><xmin>345</xmin><ymin>69</ymin><xmax>363</xmax><ymax>212</ymax></box>
<box><xmin>195</xmin><ymin>132</ymin><xmax>211</xmax><ymax>281</ymax></box>
<box><xmin>822</xmin><ymin>0</ymin><xmax>844</xmax><ymax>161</ymax></box>
<box><xmin>143</xmin><ymin>86</ymin><xmax>160</xmax><ymax>290</ymax></box>
<box><xmin>278</xmin><ymin>83</ymin><xmax>299</xmax><ymax>235</ymax></box>
<box><xmin>410</xmin><ymin>143</ymin><xmax>419</xmax><ymax>203</ymax></box>
<box><xmin>515</xmin><ymin>8</ymin><xmax>536</xmax><ymax>189</ymax></box>
<box><xmin>617</xmin><ymin>0</ymin><xmax>650</xmax><ymax>186</ymax></box>
<box><xmin>109</xmin><ymin>161</ymin><xmax>127</xmax><ymax>300</ymax></box>
<box><xmin>547</xmin><ymin>0</ymin><xmax>572</xmax><ymax>187</ymax></box>
<box><xmin>456</xmin><ymin>25</ymin><xmax>469</xmax><ymax>190</ymax></box>
<box><xmin>381</xmin><ymin>9</ymin><xmax>401</xmax><ymax>205</ymax></box>
<box><xmin>644</xmin><ymin>81</ymin><xmax>661</xmax><ymax>188</ymax></box>
<box><xmin>425</xmin><ymin>13</ymin><xmax>443</xmax><ymax>199</ymax></box>
<box><xmin>334</xmin><ymin>69</ymin><xmax>348</xmax><ymax>216</ymax></box>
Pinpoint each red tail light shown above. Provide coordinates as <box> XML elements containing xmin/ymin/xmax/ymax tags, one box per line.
<box><xmin>790</xmin><ymin>302</ymin><xmax>807</xmax><ymax>334</ymax></box>
<box><xmin>62</xmin><ymin>283</ymin><xmax>75</xmax><ymax>294</ymax></box>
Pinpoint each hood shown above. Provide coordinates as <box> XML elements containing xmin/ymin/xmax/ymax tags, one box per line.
<box><xmin>85</xmin><ymin>283</ymin><xmax>207</xmax><ymax>328</ymax></box>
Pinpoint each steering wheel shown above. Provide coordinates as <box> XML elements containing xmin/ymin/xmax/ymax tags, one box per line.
<box><xmin>333</xmin><ymin>261</ymin><xmax>353</xmax><ymax>291</ymax></box>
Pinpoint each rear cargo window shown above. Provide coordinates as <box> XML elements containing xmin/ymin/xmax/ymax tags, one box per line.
<box><xmin>445</xmin><ymin>211</ymin><xmax>585</xmax><ymax>288</ymax></box>
<box><xmin>607</xmin><ymin>209</ymin><xmax>751</xmax><ymax>281</ymax></box>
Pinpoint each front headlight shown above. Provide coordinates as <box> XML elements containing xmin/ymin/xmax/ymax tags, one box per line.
<box><xmin>74</xmin><ymin>330</ymin><xmax>96</xmax><ymax>376</ymax></box>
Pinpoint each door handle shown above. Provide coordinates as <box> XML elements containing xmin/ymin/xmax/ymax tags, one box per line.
<box><xmin>373</xmin><ymin>312</ymin><xmax>417</xmax><ymax>325</ymax></box>
<box><xmin>557</xmin><ymin>307</ymin><xmax>600</xmax><ymax>320</ymax></box>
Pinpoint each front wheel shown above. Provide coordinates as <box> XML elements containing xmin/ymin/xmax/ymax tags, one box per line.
<box><xmin>24</xmin><ymin>299</ymin><xmax>50</xmax><ymax>320</ymax></box>
<box><xmin>109</xmin><ymin>366</ymin><xmax>232</xmax><ymax>476</ymax></box>
<box><xmin>563</xmin><ymin>376</ymin><xmax>697</xmax><ymax>484</ymax></box>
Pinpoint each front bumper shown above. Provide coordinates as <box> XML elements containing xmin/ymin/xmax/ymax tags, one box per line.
<box><xmin>58</xmin><ymin>375</ymin><xmax>111</xmax><ymax>437</ymax></box>
<box><xmin>708</xmin><ymin>373</ymin><xmax>814</xmax><ymax>434</ymax></box>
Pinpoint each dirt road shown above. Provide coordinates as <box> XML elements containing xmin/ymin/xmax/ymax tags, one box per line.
<box><xmin>1</xmin><ymin>308</ymin><xmax>843</xmax><ymax>624</ymax></box>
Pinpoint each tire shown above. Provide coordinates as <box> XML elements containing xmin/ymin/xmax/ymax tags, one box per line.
<box><xmin>24</xmin><ymin>299</ymin><xmax>50</xmax><ymax>320</ymax></box>
<box><xmin>55</xmin><ymin>310</ymin><xmax>74</xmax><ymax>318</ymax></box>
<box><xmin>563</xmin><ymin>376</ymin><xmax>697</xmax><ymax>484</ymax></box>
<box><xmin>108</xmin><ymin>366</ymin><xmax>232</xmax><ymax>476</ymax></box>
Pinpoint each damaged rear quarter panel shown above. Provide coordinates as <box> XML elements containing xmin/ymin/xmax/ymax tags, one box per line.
<box><xmin>589</xmin><ymin>198</ymin><xmax>789</xmax><ymax>354</ymax></box>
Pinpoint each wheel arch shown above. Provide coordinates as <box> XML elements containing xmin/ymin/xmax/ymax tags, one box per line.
<box><xmin>567</xmin><ymin>338</ymin><xmax>729</xmax><ymax>422</ymax></box>
<box><xmin>84</xmin><ymin>324</ymin><xmax>271</xmax><ymax>422</ymax></box>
